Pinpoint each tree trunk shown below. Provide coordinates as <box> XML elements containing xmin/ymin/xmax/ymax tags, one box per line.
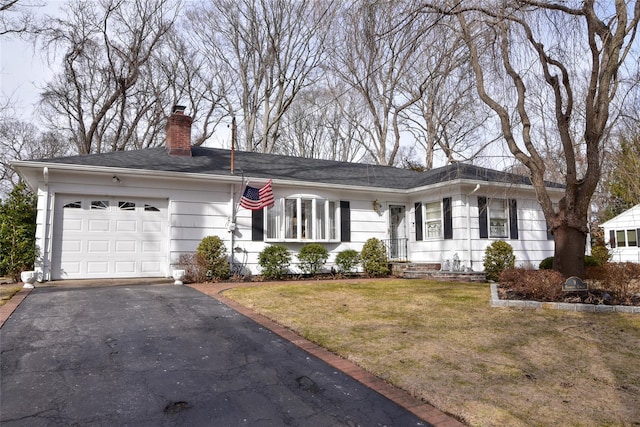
<box><xmin>553</xmin><ymin>225</ymin><xmax>587</xmax><ymax>278</ymax></box>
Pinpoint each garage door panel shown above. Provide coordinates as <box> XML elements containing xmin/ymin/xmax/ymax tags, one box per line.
<box><xmin>115</xmin><ymin>261</ymin><xmax>136</xmax><ymax>273</ymax></box>
<box><xmin>142</xmin><ymin>221</ymin><xmax>162</xmax><ymax>233</ymax></box>
<box><xmin>116</xmin><ymin>241</ymin><xmax>136</xmax><ymax>252</ymax></box>
<box><xmin>63</xmin><ymin>219</ymin><xmax>83</xmax><ymax>231</ymax></box>
<box><xmin>88</xmin><ymin>240</ymin><xmax>110</xmax><ymax>253</ymax></box>
<box><xmin>142</xmin><ymin>240</ymin><xmax>162</xmax><ymax>253</ymax></box>
<box><xmin>86</xmin><ymin>261</ymin><xmax>109</xmax><ymax>274</ymax></box>
<box><xmin>53</xmin><ymin>196</ymin><xmax>168</xmax><ymax>280</ymax></box>
<box><xmin>88</xmin><ymin>219</ymin><xmax>110</xmax><ymax>232</ymax></box>
<box><xmin>116</xmin><ymin>220</ymin><xmax>136</xmax><ymax>232</ymax></box>
<box><xmin>141</xmin><ymin>261</ymin><xmax>161</xmax><ymax>273</ymax></box>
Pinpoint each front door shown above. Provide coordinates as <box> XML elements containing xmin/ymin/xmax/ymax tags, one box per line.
<box><xmin>389</xmin><ymin>205</ymin><xmax>406</xmax><ymax>259</ymax></box>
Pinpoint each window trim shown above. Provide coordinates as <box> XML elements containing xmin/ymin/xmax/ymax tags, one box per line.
<box><xmin>424</xmin><ymin>200</ymin><xmax>443</xmax><ymax>240</ymax></box>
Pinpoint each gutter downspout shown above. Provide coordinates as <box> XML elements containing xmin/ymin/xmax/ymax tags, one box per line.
<box><xmin>467</xmin><ymin>184</ymin><xmax>480</xmax><ymax>271</ymax></box>
<box><xmin>41</xmin><ymin>167</ymin><xmax>50</xmax><ymax>282</ymax></box>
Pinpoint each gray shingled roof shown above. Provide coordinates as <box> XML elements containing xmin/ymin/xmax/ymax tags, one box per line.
<box><xmin>36</xmin><ymin>146</ymin><xmax>563</xmax><ymax>190</ymax></box>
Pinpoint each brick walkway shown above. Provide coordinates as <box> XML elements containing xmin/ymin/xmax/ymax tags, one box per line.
<box><xmin>190</xmin><ymin>281</ymin><xmax>466</xmax><ymax>427</ymax></box>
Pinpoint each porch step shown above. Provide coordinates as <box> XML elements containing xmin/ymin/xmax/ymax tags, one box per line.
<box><xmin>391</xmin><ymin>262</ymin><xmax>486</xmax><ymax>283</ymax></box>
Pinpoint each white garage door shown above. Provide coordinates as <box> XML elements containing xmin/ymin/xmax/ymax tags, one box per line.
<box><xmin>52</xmin><ymin>195</ymin><xmax>168</xmax><ymax>280</ymax></box>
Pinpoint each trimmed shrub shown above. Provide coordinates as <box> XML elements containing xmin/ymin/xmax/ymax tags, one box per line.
<box><xmin>258</xmin><ymin>244</ymin><xmax>291</xmax><ymax>280</ymax></box>
<box><xmin>360</xmin><ymin>238</ymin><xmax>389</xmax><ymax>277</ymax></box>
<box><xmin>539</xmin><ymin>257</ymin><xmax>554</xmax><ymax>270</ymax></box>
<box><xmin>499</xmin><ymin>268</ymin><xmax>565</xmax><ymax>301</ymax></box>
<box><xmin>297</xmin><ymin>243</ymin><xmax>328</xmax><ymax>276</ymax></box>
<box><xmin>584</xmin><ymin>255</ymin><xmax>601</xmax><ymax>267</ymax></box>
<box><xmin>540</xmin><ymin>254</ymin><xmax>604</xmax><ymax>270</ymax></box>
<box><xmin>196</xmin><ymin>236</ymin><xmax>230</xmax><ymax>281</ymax></box>
<box><xmin>483</xmin><ymin>240</ymin><xmax>515</xmax><ymax>282</ymax></box>
<box><xmin>335</xmin><ymin>249</ymin><xmax>360</xmax><ymax>275</ymax></box>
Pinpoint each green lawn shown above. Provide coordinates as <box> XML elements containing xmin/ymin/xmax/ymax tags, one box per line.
<box><xmin>224</xmin><ymin>279</ymin><xmax>640</xmax><ymax>427</ymax></box>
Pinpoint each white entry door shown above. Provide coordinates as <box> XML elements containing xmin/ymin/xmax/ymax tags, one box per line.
<box><xmin>52</xmin><ymin>195</ymin><xmax>168</xmax><ymax>280</ymax></box>
<box><xmin>388</xmin><ymin>205</ymin><xmax>406</xmax><ymax>259</ymax></box>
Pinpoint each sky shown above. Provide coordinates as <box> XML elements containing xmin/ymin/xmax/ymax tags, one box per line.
<box><xmin>0</xmin><ymin>1</ymin><xmax>61</xmax><ymax>122</ymax></box>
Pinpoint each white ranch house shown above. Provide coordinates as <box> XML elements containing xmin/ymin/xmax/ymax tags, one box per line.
<box><xmin>13</xmin><ymin>108</ymin><xmax>564</xmax><ymax>282</ymax></box>
<box><xmin>601</xmin><ymin>204</ymin><xmax>640</xmax><ymax>263</ymax></box>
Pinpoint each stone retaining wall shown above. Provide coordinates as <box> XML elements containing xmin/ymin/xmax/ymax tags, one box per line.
<box><xmin>490</xmin><ymin>283</ymin><xmax>640</xmax><ymax>314</ymax></box>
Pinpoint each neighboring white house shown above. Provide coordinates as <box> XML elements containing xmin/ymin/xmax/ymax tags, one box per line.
<box><xmin>600</xmin><ymin>204</ymin><xmax>640</xmax><ymax>263</ymax></box>
<box><xmin>12</xmin><ymin>107</ymin><xmax>564</xmax><ymax>282</ymax></box>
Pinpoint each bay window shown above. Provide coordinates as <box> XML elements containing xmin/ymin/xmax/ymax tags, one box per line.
<box><xmin>265</xmin><ymin>197</ymin><xmax>338</xmax><ymax>241</ymax></box>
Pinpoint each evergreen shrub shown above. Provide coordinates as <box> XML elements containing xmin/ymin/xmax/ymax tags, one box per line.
<box><xmin>297</xmin><ymin>243</ymin><xmax>328</xmax><ymax>276</ymax></box>
<box><xmin>196</xmin><ymin>235</ymin><xmax>230</xmax><ymax>281</ymax></box>
<box><xmin>360</xmin><ymin>238</ymin><xmax>389</xmax><ymax>277</ymax></box>
<box><xmin>258</xmin><ymin>244</ymin><xmax>291</xmax><ymax>280</ymax></box>
<box><xmin>335</xmin><ymin>249</ymin><xmax>360</xmax><ymax>275</ymax></box>
<box><xmin>483</xmin><ymin>240</ymin><xmax>515</xmax><ymax>282</ymax></box>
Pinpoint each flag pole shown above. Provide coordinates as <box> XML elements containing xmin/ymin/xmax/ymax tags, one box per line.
<box><xmin>230</xmin><ymin>116</ymin><xmax>236</xmax><ymax>175</ymax></box>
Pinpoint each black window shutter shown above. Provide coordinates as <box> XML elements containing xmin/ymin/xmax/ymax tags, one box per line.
<box><xmin>340</xmin><ymin>201</ymin><xmax>351</xmax><ymax>242</ymax></box>
<box><xmin>546</xmin><ymin>221</ymin><xmax>554</xmax><ymax>240</ymax></box>
<box><xmin>251</xmin><ymin>208</ymin><xmax>264</xmax><ymax>241</ymax></box>
<box><xmin>443</xmin><ymin>197</ymin><xmax>453</xmax><ymax>239</ymax></box>
<box><xmin>415</xmin><ymin>202</ymin><xmax>423</xmax><ymax>241</ymax></box>
<box><xmin>637</xmin><ymin>229</ymin><xmax>640</xmax><ymax>247</ymax></box>
<box><xmin>609</xmin><ymin>230</ymin><xmax>616</xmax><ymax>248</ymax></box>
<box><xmin>478</xmin><ymin>196</ymin><xmax>488</xmax><ymax>239</ymax></box>
<box><xmin>509</xmin><ymin>199</ymin><xmax>519</xmax><ymax>240</ymax></box>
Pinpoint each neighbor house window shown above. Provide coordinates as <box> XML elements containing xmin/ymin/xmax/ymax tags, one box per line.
<box><xmin>425</xmin><ymin>201</ymin><xmax>442</xmax><ymax>238</ymax></box>
<box><xmin>628</xmin><ymin>229</ymin><xmax>638</xmax><ymax>247</ymax></box>
<box><xmin>616</xmin><ymin>230</ymin><xmax>627</xmax><ymax>247</ymax></box>
<box><xmin>265</xmin><ymin>197</ymin><xmax>338</xmax><ymax>241</ymax></box>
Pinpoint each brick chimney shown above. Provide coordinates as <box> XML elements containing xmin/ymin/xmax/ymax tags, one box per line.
<box><xmin>166</xmin><ymin>105</ymin><xmax>192</xmax><ymax>156</ymax></box>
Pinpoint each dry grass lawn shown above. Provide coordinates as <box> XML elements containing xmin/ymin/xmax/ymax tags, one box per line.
<box><xmin>0</xmin><ymin>284</ymin><xmax>22</xmax><ymax>307</ymax></box>
<box><xmin>223</xmin><ymin>279</ymin><xmax>640</xmax><ymax>427</ymax></box>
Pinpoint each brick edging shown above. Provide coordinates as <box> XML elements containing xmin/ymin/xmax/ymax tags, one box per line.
<box><xmin>0</xmin><ymin>287</ymin><xmax>32</xmax><ymax>329</ymax></box>
<box><xmin>189</xmin><ymin>282</ymin><xmax>466</xmax><ymax>427</ymax></box>
<box><xmin>490</xmin><ymin>283</ymin><xmax>640</xmax><ymax>313</ymax></box>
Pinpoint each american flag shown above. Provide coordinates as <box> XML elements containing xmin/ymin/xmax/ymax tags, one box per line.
<box><xmin>240</xmin><ymin>179</ymin><xmax>274</xmax><ymax>210</ymax></box>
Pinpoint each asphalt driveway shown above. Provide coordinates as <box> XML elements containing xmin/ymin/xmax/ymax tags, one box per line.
<box><xmin>0</xmin><ymin>283</ymin><xmax>429</xmax><ymax>426</ymax></box>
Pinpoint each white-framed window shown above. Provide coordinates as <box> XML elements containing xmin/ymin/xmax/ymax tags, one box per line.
<box><xmin>488</xmin><ymin>199</ymin><xmax>508</xmax><ymax>238</ymax></box>
<box><xmin>628</xmin><ymin>229</ymin><xmax>638</xmax><ymax>247</ymax></box>
<box><xmin>266</xmin><ymin>197</ymin><xmax>338</xmax><ymax>241</ymax></box>
<box><xmin>425</xmin><ymin>201</ymin><xmax>442</xmax><ymax>239</ymax></box>
<box><xmin>616</xmin><ymin>230</ymin><xmax>627</xmax><ymax>247</ymax></box>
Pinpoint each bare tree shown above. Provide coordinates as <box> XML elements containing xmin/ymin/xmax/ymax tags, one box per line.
<box><xmin>188</xmin><ymin>0</ymin><xmax>334</xmax><ymax>153</ymax></box>
<box><xmin>401</xmin><ymin>22</ymin><xmax>496</xmax><ymax>169</ymax></box>
<box><xmin>329</xmin><ymin>1</ymin><xmax>436</xmax><ymax>166</ymax></box>
<box><xmin>37</xmin><ymin>0</ymin><xmax>182</xmax><ymax>154</ymax></box>
<box><xmin>425</xmin><ymin>0</ymin><xmax>640</xmax><ymax>277</ymax></box>
<box><xmin>276</xmin><ymin>84</ymin><xmax>365</xmax><ymax>163</ymax></box>
<box><xmin>0</xmin><ymin>113</ymin><xmax>68</xmax><ymax>196</ymax></box>
<box><xmin>0</xmin><ymin>0</ymin><xmax>40</xmax><ymax>36</ymax></box>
